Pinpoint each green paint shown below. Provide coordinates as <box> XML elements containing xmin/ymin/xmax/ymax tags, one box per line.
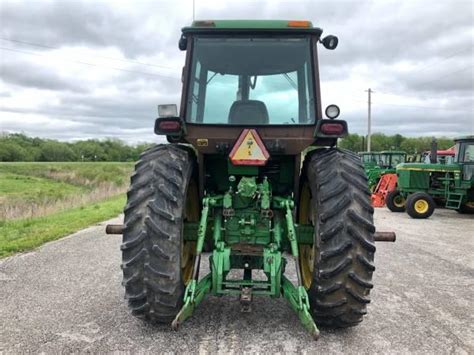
<box><xmin>259</xmin><ymin>177</ymin><xmax>271</xmax><ymax>210</ymax></box>
<box><xmin>237</xmin><ymin>176</ymin><xmax>258</xmax><ymax>198</ymax></box>
<box><xmin>281</xmin><ymin>277</ymin><xmax>319</xmax><ymax>339</ymax></box>
<box><xmin>228</xmin><ymin>160</ymin><xmax>258</xmax><ymax>176</ymax></box>
<box><xmin>172</xmin><ymin>175</ymin><xmax>319</xmax><ymax>337</ymax></box>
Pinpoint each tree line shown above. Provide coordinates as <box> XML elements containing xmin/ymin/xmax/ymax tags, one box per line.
<box><xmin>339</xmin><ymin>133</ymin><xmax>455</xmax><ymax>154</ymax></box>
<box><xmin>0</xmin><ymin>132</ymin><xmax>456</xmax><ymax>162</ymax></box>
<box><xmin>0</xmin><ymin>133</ymin><xmax>153</xmax><ymax>162</ymax></box>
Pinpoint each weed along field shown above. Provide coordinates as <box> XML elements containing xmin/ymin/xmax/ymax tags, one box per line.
<box><xmin>0</xmin><ymin>162</ymin><xmax>133</xmax><ymax>257</ymax></box>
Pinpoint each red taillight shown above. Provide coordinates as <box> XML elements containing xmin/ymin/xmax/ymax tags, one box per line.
<box><xmin>320</xmin><ymin>123</ymin><xmax>344</xmax><ymax>135</ymax></box>
<box><xmin>159</xmin><ymin>121</ymin><xmax>181</xmax><ymax>131</ymax></box>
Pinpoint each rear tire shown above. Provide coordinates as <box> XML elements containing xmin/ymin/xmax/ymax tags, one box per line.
<box><xmin>301</xmin><ymin>148</ymin><xmax>376</xmax><ymax>328</ymax></box>
<box><xmin>386</xmin><ymin>190</ymin><xmax>406</xmax><ymax>212</ymax></box>
<box><xmin>121</xmin><ymin>144</ymin><xmax>197</xmax><ymax>323</ymax></box>
<box><xmin>406</xmin><ymin>192</ymin><xmax>435</xmax><ymax>219</ymax></box>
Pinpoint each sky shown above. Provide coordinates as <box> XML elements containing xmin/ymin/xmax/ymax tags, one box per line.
<box><xmin>0</xmin><ymin>0</ymin><xmax>473</xmax><ymax>144</ymax></box>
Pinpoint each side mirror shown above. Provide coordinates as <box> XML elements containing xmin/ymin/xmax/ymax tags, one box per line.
<box><xmin>179</xmin><ymin>34</ymin><xmax>187</xmax><ymax>51</ymax></box>
<box><xmin>322</xmin><ymin>35</ymin><xmax>338</xmax><ymax>50</ymax></box>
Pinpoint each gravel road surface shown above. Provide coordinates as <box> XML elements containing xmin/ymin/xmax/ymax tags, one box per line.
<box><xmin>1</xmin><ymin>208</ymin><xmax>473</xmax><ymax>353</ymax></box>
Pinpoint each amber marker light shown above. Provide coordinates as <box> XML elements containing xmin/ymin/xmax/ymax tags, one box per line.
<box><xmin>287</xmin><ymin>20</ymin><xmax>311</xmax><ymax>28</ymax></box>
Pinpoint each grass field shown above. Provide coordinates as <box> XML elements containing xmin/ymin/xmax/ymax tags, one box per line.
<box><xmin>0</xmin><ymin>162</ymin><xmax>133</xmax><ymax>257</ymax></box>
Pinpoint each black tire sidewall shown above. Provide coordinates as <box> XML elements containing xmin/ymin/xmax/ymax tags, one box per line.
<box><xmin>122</xmin><ymin>144</ymin><xmax>196</xmax><ymax>323</ymax></box>
<box><xmin>303</xmin><ymin>148</ymin><xmax>376</xmax><ymax>328</ymax></box>
<box><xmin>386</xmin><ymin>190</ymin><xmax>406</xmax><ymax>212</ymax></box>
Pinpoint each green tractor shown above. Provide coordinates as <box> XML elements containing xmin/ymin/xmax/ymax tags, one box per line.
<box><xmin>359</xmin><ymin>151</ymin><xmax>381</xmax><ymax>170</ymax></box>
<box><xmin>107</xmin><ymin>20</ymin><xmax>395</xmax><ymax>340</ymax></box>
<box><xmin>361</xmin><ymin>151</ymin><xmax>406</xmax><ymax>191</ymax></box>
<box><xmin>387</xmin><ymin>136</ymin><xmax>474</xmax><ymax>218</ymax></box>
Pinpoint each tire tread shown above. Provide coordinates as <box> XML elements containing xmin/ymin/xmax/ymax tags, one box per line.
<box><xmin>121</xmin><ymin>144</ymin><xmax>195</xmax><ymax>323</ymax></box>
<box><xmin>303</xmin><ymin>148</ymin><xmax>376</xmax><ymax>328</ymax></box>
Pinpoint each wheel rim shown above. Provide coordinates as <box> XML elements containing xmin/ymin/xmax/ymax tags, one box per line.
<box><xmin>182</xmin><ymin>179</ymin><xmax>199</xmax><ymax>285</ymax></box>
<box><xmin>393</xmin><ymin>195</ymin><xmax>405</xmax><ymax>208</ymax></box>
<box><xmin>298</xmin><ymin>182</ymin><xmax>314</xmax><ymax>289</ymax></box>
<box><xmin>414</xmin><ymin>199</ymin><xmax>429</xmax><ymax>214</ymax></box>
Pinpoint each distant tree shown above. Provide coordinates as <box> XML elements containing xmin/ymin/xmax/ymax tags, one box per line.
<box><xmin>101</xmin><ymin>139</ymin><xmax>131</xmax><ymax>161</ymax></box>
<box><xmin>39</xmin><ymin>141</ymin><xmax>77</xmax><ymax>161</ymax></box>
<box><xmin>339</xmin><ymin>134</ymin><xmax>364</xmax><ymax>152</ymax></box>
<box><xmin>72</xmin><ymin>140</ymin><xmax>106</xmax><ymax>161</ymax></box>
<box><xmin>393</xmin><ymin>134</ymin><xmax>404</xmax><ymax>149</ymax></box>
<box><xmin>0</xmin><ymin>141</ymin><xmax>30</xmax><ymax>161</ymax></box>
<box><xmin>437</xmin><ymin>138</ymin><xmax>455</xmax><ymax>150</ymax></box>
<box><xmin>0</xmin><ymin>132</ymin><xmax>454</xmax><ymax>162</ymax></box>
<box><xmin>400</xmin><ymin>139</ymin><xmax>420</xmax><ymax>154</ymax></box>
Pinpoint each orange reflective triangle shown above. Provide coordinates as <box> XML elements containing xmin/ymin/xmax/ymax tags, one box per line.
<box><xmin>229</xmin><ymin>129</ymin><xmax>270</xmax><ymax>166</ymax></box>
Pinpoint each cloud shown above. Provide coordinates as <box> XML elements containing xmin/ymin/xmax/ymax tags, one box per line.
<box><xmin>1</xmin><ymin>56</ymin><xmax>90</xmax><ymax>92</ymax></box>
<box><xmin>0</xmin><ymin>0</ymin><xmax>473</xmax><ymax>144</ymax></box>
<box><xmin>0</xmin><ymin>0</ymin><xmax>183</xmax><ymax>57</ymax></box>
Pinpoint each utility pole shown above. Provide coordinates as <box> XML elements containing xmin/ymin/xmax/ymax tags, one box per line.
<box><xmin>193</xmin><ymin>0</ymin><xmax>195</xmax><ymax>21</ymax></box>
<box><xmin>366</xmin><ymin>88</ymin><xmax>373</xmax><ymax>152</ymax></box>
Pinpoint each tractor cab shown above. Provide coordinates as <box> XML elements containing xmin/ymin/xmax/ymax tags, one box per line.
<box><xmin>422</xmin><ymin>147</ymin><xmax>455</xmax><ymax>165</ymax></box>
<box><xmin>455</xmin><ymin>136</ymin><xmax>474</xmax><ymax>181</ymax></box>
<box><xmin>362</xmin><ymin>150</ymin><xmax>406</xmax><ymax>191</ymax></box>
<box><xmin>379</xmin><ymin>151</ymin><xmax>406</xmax><ymax>169</ymax></box>
<box><xmin>155</xmin><ymin>21</ymin><xmax>346</xmax><ymax>173</ymax></box>
<box><xmin>359</xmin><ymin>151</ymin><xmax>381</xmax><ymax>168</ymax></box>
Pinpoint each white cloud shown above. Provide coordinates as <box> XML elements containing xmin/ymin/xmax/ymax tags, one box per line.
<box><xmin>0</xmin><ymin>0</ymin><xmax>473</xmax><ymax>143</ymax></box>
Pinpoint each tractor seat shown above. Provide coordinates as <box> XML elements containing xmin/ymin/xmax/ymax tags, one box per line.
<box><xmin>228</xmin><ymin>100</ymin><xmax>269</xmax><ymax>125</ymax></box>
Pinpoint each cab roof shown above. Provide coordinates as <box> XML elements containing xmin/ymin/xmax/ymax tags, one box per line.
<box><xmin>380</xmin><ymin>151</ymin><xmax>406</xmax><ymax>155</ymax></box>
<box><xmin>182</xmin><ymin>19</ymin><xmax>323</xmax><ymax>36</ymax></box>
<box><xmin>455</xmin><ymin>135</ymin><xmax>474</xmax><ymax>142</ymax></box>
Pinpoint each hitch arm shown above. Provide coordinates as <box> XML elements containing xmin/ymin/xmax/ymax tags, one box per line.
<box><xmin>171</xmin><ymin>197</ymin><xmax>219</xmax><ymax>330</ymax></box>
<box><xmin>280</xmin><ymin>199</ymin><xmax>320</xmax><ymax>340</ymax></box>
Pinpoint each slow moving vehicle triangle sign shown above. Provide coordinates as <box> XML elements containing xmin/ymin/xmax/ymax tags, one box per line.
<box><xmin>229</xmin><ymin>129</ymin><xmax>270</xmax><ymax>166</ymax></box>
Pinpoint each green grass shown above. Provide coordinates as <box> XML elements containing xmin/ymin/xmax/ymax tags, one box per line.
<box><xmin>0</xmin><ymin>173</ymin><xmax>86</xmax><ymax>204</ymax></box>
<box><xmin>0</xmin><ymin>162</ymin><xmax>134</xmax><ymax>187</ymax></box>
<box><xmin>0</xmin><ymin>162</ymin><xmax>133</xmax><ymax>257</ymax></box>
<box><xmin>0</xmin><ymin>162</ymin><xmax>133</xmax><ymax>220</ymax></box>
<box><xmin>0</xmin><ymin>195</ymin><xmax>125</xmax><ymax>258</ymax></box>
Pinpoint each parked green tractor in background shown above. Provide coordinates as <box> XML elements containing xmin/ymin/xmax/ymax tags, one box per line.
<box><xmin>359</xmin><ymin>151</ymin><xmax>381</xmax><ymax>169</ymax></box>
<box><xmin>387</xmin><ymin>136</ymin><xmax>474</xmax><ymax>218</ymax></box>
<box><xmin>360</xmin><ymin>151</ymin><xmax>406</xmax><ymax>191</ymax></box>
<box><xmin>106</xmin><ymin>19</ymin><xmax>395</xmax><ymax>340</ymax></box>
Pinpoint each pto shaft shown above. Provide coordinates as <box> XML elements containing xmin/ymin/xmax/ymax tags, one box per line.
<box><xmin>374</xmin><ymin>231</ymin><xmax>396</xmax><ymax>242</ymax></box>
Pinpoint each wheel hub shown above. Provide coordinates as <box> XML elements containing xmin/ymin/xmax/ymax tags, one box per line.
<box><xmin>393</xmin><ymin>195</ymin><xmax>405</xmax><ymax>207</ymax></box>
<box><xmin>414</xmin><ymin>199</ymin><xmax>429</xmax><ymax>214</ymax></box>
